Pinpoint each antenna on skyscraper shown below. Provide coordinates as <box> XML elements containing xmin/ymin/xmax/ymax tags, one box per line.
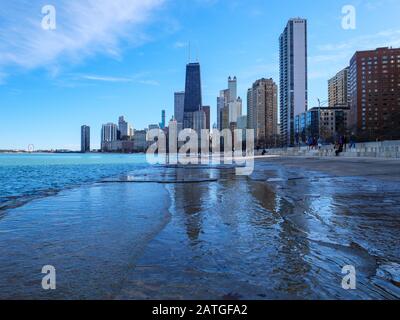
<box><xmin>188</xmin><ymin>41</ymin><xmax>191</xmax><ymax>63</ymax></box>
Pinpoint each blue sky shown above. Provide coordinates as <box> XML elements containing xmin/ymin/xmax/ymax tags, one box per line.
<box><xmin>1</xmin><ymin>0</ymin><xmax>400</xmax><ymax>150</ymax></box>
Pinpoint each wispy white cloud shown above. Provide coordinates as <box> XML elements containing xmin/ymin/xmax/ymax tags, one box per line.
<box><xmin>173</xmin><ymin>41</ymin><xmax>188</xmax><ymax>49</ymax></box>
<box><xmin>309</xmin><ymin>29</ymin><xmax>400</xmax><ymax>80</ymax></box>
<box><xmin>0</xmin><ymin>0</ymin><xmax>164</xmax><ymax>72</ymax></box>
<box><xmin>138</xmin><ymin>79</ymin><xmax>160</xmax><ymax>86</ymax></box>
<box><xmin>59</xmin><ymin>72</ymin><xmax>160</xmax><ymax>86</ymax></box>
<box><xmin>316</xmin><ymin>29</ymin><xmax>400</xmax><ymax>53</ymax></box>
<box><xmin>81</xmin><ymin>75</ymin><xmax>134</xmax><ymax>83</ymax></box>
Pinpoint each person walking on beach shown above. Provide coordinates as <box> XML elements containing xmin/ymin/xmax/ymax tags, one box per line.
<box><xmin>317</xmin><ymin>137</ymin><xmax>322</xmax><ymax>150</ymax></box>
<box><xmin>313</xmin><ymin>137</ymin><xmax>317</xmax><ymax>150</ymax></box>
<box><xmin>335</xmin><ymin>137</ymin><xmax>344</xmax><ymax>156</ymax></box>
<box><xmin>335</xmin><ymin>142</ymin><xmax>342</xmax><ymax>156</ymax></box>
<box><xmin>349</xmin><ymin>134</ymin><xmax>356</xmax><ymax>150</ymax></box>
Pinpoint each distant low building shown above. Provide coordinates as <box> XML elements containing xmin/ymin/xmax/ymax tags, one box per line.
<box><xmin>148</xmin><ymin>124</ymin><xmax>160</xmax><ymax>130</ymax></box>
<box><xmin>101</xmin><ymin>129</ymin><xmax>150</xmax><ymax>153</ymax></box>
<box><xmin>118</xmin><ymin>116</ymin><xmax>134</xmax><ymax>140</ymax></box>
<box><xmin>295</xmin><ymin>106</ymin><xmax>350</xmax><ymax>143</ymax></box>
<box><xmin>102</xmin><ymin>140</ymin><xmax>135</xmax><ymax>153</ymax></box>
<box><xmin>320</xmin><ymin>106</ymin><xmax>350</xmax><ymax>140</ymax></box>
<box><xmin>133</xmin><ymin>130</ymin><xmax>149</xmax><ymax>152</ymax></box>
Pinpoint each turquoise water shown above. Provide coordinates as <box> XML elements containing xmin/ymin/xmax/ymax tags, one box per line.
<box><xmin>0</xmin><ymin>153</ymin><xmax>149</xmax><ymax>211</ymax></box>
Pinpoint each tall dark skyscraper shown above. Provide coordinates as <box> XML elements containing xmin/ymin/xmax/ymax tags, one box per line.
<box><xmin>183</xmin><ymin>62</ymin><xmax>202</xmax><ymax>128</ymax></box>
<box><xmin>81</xmin><ymin>125</ymin><xmax>90</xmax><ymax>153</ymax></box>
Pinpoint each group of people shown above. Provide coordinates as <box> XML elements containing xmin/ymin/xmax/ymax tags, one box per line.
<box><xmin>306</xmin><ymin>137</ymin><xmax>323</xmax><ymax>150</ymax></box>
<box><xmin>256</xmin><ymin>133</ymin><xmax>357</xmax><ymax>156</ymax></box>
<box><xmin>334</xmin><ymin>136</ymin><xmax>346</xmax><ymax>156</ymax></box>
<box><xmin>304</xmin><ymin>134</ymin><xmax>357</xmax><ymax>156</ymax></box>
<box><xmin>334</xmin><ymin>135</ymin><xmax>357</xmax><ymax>156</ymax></box>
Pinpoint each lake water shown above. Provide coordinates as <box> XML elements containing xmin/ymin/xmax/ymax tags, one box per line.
<box><xmin>0</xmin><ymin>153</ymin><xmax>149</xmax><ymax>211</ymax></box>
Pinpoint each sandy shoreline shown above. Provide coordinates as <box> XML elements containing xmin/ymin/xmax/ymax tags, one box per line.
<box><xmin>0</xmin><ymin>157</ymin><xmax>399</xmax><ymax>299</ymax></box>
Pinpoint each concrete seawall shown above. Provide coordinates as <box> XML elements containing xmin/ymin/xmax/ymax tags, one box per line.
<box><xmin>261</xmin><ymin>140</ymin><xmax>400</xmax><ymax>159</ymax></box>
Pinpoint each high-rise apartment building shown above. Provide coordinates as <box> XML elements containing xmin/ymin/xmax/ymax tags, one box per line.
<box><xmin>183</xmin><ymin>63</ymin><xmax>202</xmax><ymax>129</ymax></box>
<box><xmin>328</xmin><ymin>67</ymin><xmax>350</xmax><ymax>107</ymax></box>
<box><xmin>193</xmin><ymin>110</ymin><xmax>206</xmax><ymax>133</ymax></box>
<box><xmin>228</xmin><ymin>97</ymin><xmax>242</xmax><ymax>124</ymax></box>
<box><xmin>349</xmin><ymin>47</ymin><xmax>400</xmax><ymax>140</ymax></box>
<box><xmin>217</xmin><ymin>95</ymin><xmax>225</xmax><ymax>131</ymax></box>
<box><xmin>217</xmin><ymin>89</ymin><xmax>230</xmax><ymax>130</ymax></box>
<box><xmin>228</xmin><ymin>76</ymin><xmax>237</xmax><ymax>102</ymax></box>
<box><xmin>81</xmin><ymin>125</ymin><xmax>90</xmax><ymax>153</ymax></box>
<box><xmin>247</xmin><ymin>78</ymin><xmax>278</xmax><ymax>146</ymax></box>
<box><xmin>217</xmin><ymin>77</ymin><xmax>238</xmax><ymax>130</ymax></box>
<box><xmin>279</xmin><ymin>18</ymin><xmax>308</xmax><ymax>146</ymax></box>
<box><xmin>237</xmin><ymin>115</ymin><xmax>248</xmax><ymax>141</ymax></box>
<box><xmin>133</xmin><ymin>130</ymin><xmax>149</xmax><ymax>152</ymax></box>
<box><xmin>247</xmin><ymin>88</ymin><xmax>254</xmax><ymax>130</ymax></box>
<box><xmin>221</xmin><ymin>105</ymin><xmax>230</xmax><ymax>131</ymax></box>
<box><xmin>160</xmin><ymin>110</ymin><xmax>166</xmax><ymax>129</ymax></box>
<box><xmin>101</xmin><ymin>123</ymin><xmax>118</xmax><ymax>151</ymax></box>
<box><xmin>174</xmin><ymin>91</ymin><xmax>185</xmax><ymax>126</ymax></box>
<box><xmin>118</xmin><ymin>116</ymin><xmax>132</xmax><ymax>140</ymax></box>
<box><xmin>201</xmin><ymin>106</ymin><xmax>211</xmax><ymax>130</ymax></box>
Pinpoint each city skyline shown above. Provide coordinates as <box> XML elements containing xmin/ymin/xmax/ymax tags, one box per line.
<box><xmin>1</xmin><ymin>0</ymin><xmax>400</xmax><ymax>150</ymax></box>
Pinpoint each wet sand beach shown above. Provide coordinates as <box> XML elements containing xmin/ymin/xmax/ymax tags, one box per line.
<box><xmin>0</xmin><ymin>157</ymin><xmax>399</xmax><ymax>299</ymax></box>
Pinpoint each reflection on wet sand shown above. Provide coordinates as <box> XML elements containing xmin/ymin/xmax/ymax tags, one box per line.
<box><xmin>118</xmin><ymin>159</ymin><xmax>400</xmax><ymax>299</ymax></box>
<box><xmin>174</xmin><ymin>182</ymin><xmax>203</xmax><ymax>244</ymax></box>
<box><xmin>250</xmin><ymin>180</ymin><xmax>313</xmax><ymax>297</ymax></box>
